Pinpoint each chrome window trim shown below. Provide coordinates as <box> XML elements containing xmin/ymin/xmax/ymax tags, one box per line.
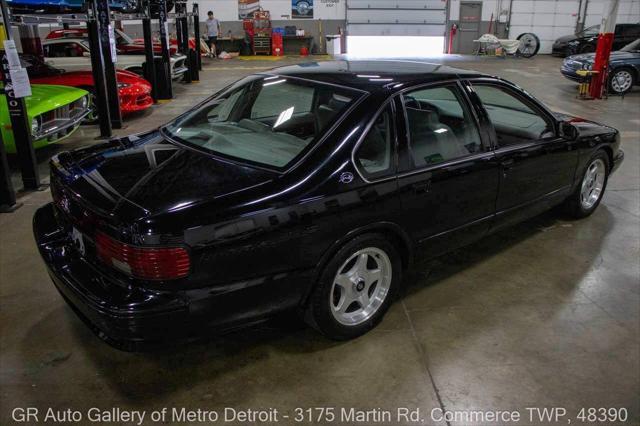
<box><xmin>351</xmin><ymin>95</ymin><xmax>400</xmax><ymax>184</ymax></box>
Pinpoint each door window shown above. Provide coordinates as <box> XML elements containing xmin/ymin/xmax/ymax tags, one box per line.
<box><xmin>44</xmin><ymin>42</ymin><xmax>87</xmax><ymax>58</ymax></box>
<box><xmin>354</xmin><ymin>104</ymin><xmax>394</xmax><ymax>178</ymax></box>
<box><xmin>472</xmin><ymin>84</ymin><xmax>553</xmax><ymax>147</ymax></box>
<box><xmin>403</xmin><ymin>85</ymin><xmax>482</xmax><ymax>167</ymax></box>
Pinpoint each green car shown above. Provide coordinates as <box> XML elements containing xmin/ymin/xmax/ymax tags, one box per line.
<box><xmin>1</xmin><ymin>84</ymin><xmax>90</xmax><ymax>154</ymax></box>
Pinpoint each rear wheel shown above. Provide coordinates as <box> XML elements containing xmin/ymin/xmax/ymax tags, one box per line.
<box><xmin>305</xmin><ymin>234</ymin><xmax>401</xmax><ymax>340</ymax></box>
<box><xmin>608</xmin><ymin>67</ymin><xmax>635</xmax><ymax>94</ymax></box>
<box><xmin>563</xmin><ymin>151</ymin><xmax>609</xmax><ymax>218</ymax></box>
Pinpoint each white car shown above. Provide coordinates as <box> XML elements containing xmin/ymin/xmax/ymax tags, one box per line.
<box><xmin>42</xmin><ymin>37</ymin><xmax>188</xmax><ymax>81</ymax></box>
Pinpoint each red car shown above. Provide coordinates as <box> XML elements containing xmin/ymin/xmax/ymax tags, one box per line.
<box><xmin>23</xmin><ymin>54</ymin><xmax>153</xmax><ymax>121</ymax></box>
<box><xmin>46</xmin><ymin>27</ymin><xmax>179</xmax><ymax>55</ymax></box>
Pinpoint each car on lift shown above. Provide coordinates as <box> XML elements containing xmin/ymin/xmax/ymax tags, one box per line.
<box><xmin>41</xmin><ymin>37</ymin><xmax>188</xmax><ymax>80</ymax></box>
<box><xmin>33</xmin><ymin>61</ymin><xmax>623</xmax><ymax>350</ymax></box>
<box><xmin>46</xmin><ymin>27</ymin><xmax>179</xmax><ymax>56</ymax></box>
<box><xmin>1</xmin><ymin>84</ymin><xmax>90</xmax><ymax>154</ymax></box>
<box><xmin>561</xmin><ymin>38</ymin><xmax>640</xmax><ymax>94</ymax></box>
<box><xmin>552</xmin><ymin>23</ymin><xmax>640</xmax><ymax>56</ymax></box>
<box><xmin>22</xmin><ymin>54</ymin><xmax>153</xmax><ymax>123</ymax></box>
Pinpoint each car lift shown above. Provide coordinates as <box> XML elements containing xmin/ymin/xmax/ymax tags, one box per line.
<box><xmin>0</xmin><ymin>0</ymin><xmax>200</xmax><ymax>212</ymax></box>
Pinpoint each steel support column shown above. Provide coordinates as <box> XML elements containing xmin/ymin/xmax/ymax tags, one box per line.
<box><xmin>157</xmin><ymin>0</ymin><xmax>173</xmax><ymax>100</ymax></box>
<box><xmin>193</xmin><ymin>3</ymin><xmax>201</xmax><ymax>71</ymax></box>
<box><xmin>142</xmin><ymin>0</ymin><xmax>158</xmax><ymax>102</ymax></box>
<box><xmin>86</xmin><ymin>5</ymin><xmax>112</xmax><ymax>137</ymax></box>
<box><xmin>95</xmin><ymin>0</ymin><xmax>123</xmax><ymax>128</ymax></box>
<box><xmin>0</xmin><ymin>0</ymin><xmax>41</xmax><ymax>191</ymax></box>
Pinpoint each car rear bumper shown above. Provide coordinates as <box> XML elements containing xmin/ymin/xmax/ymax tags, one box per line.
<box><xmin>33</xmin><ymin>203</ymin><xmax>311</xmax><ymax>350</ymax></box>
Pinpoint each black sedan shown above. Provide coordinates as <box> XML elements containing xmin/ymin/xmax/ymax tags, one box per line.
<box><xmin>34</xmin><ymin>61</ymin><xmax>624</xmax><ymax>350</ymax></box>
<box><xmin>552</xmin><ymin>23</ymin><xmax>640</xmax><ymax>56</ymax></box>
<box><xmin>561</xmin><ymin>38</ymin><xmax>640</xmax><ymax>94</ymax></box>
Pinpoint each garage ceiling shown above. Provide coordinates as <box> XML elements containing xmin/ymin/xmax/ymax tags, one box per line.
<box><xmin>346</xmin><ymin>0</ymin><xmax>447</xmax><ymax>36</ymax></box>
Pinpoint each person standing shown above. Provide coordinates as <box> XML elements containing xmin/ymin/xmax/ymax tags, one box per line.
<box><xmin>205</xmin><ymin>11</ymin><xmax>220</xmax><ymax>58</ymax></box>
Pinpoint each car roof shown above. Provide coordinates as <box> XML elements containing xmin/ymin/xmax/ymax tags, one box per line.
<box><xmin>265</xmin><ymin>60</ymin><xmax>488</xmax><ymax>92</ymax></box>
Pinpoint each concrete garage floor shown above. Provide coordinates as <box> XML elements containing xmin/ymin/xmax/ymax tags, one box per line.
<box><xmin>1</xmin><ymin>55</ymin><xmax>639</xmax><ymax>425</ymax></box>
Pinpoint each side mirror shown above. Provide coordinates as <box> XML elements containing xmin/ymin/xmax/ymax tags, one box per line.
<box><xmin>559</xmin><ymin>121</ymin><xmax>578</xmax><ymax>140</ymax></box>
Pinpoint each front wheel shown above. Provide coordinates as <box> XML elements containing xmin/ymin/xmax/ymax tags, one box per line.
<box><xmin>563</xmin><ymin>151</ymin><xmax>609</xmax><ymax>218</ymax></box>
<box><xmin>608</xmin><ymin>67</ymin><xmax>635</xmax><ymax>94</ymax></box>
<box><xmin>305</xmin><ymin>234</ymin><xmax>401</xmax><ymax>340</ymax></box>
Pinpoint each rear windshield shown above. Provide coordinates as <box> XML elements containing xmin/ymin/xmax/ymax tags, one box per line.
<box><xmin>165</xmin><ymin>76</ymin><xmax>362</xmax><ymax>169</ymax></box>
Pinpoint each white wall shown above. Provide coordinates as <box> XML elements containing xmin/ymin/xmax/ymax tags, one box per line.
<box><xmin>584</xmin><ymin>0</ymin><xmax>640</xmax><ymax>27</ymax></box>
<box><xmin>187</xmin><ymin>0</ymin><xmax>345</xmax><ymax>21</ymax></box>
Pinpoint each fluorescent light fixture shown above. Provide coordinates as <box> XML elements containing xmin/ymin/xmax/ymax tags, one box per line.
<box><xmin>434</xmin><ymin>128</ymin><xmax>448</xmax><ymax>133</ymax></box>
<box><xmin>264</xmin><ymin>75</ymin><xmax>280</xmax><ymax>80</ymax></box>
<box><xmin>356</xmin><ymin>74</ymin><xmax>380</xmax><ymax>78</ymax></box>
<box><xmin>369</xmin><ymin>78</ymin><xmax>394</xmax><ymax>82</ymax></box>
<box><xmin>346</xmin><ymin>36</ymin><xmax>445</xmax><ymax>58</ymax></box>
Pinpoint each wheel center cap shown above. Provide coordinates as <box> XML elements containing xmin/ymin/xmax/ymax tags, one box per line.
<box><xmin>355</xmin><ymin>280</ymin><xmax>365</xmax><ymax>292</ymax></box>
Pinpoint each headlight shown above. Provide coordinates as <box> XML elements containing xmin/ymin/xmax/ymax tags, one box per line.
<box><xmin>583</xmin><ymin>63</ymin><xmax>593</xmax><ymax>71</ymax></box>
<box><xmin>31</xmin><ymin>117</ymin><xmax>40</xmax><ymax>135</ymax></box>
<box><xmin>79</xmin><ymin>95</ymin><xmax>89</xmax><ymax>109</ymax></box>
<box><xmin>117</xmin><ymin>82</ymin><xmax>131</xmax><ymax>89</ymax></box>
<box><xmin>568</xmin><ymin>40</ymin><xmax>580</xmax><ymax>45</ymax></box>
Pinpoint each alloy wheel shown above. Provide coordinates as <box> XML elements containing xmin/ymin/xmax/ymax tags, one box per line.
<box><xmin>330</xmin><ymin>247</ymin><xmax>392</xmax><ymax>326</ymax></box>
<box><xmin>611</xmin><ymin>70</ymin><xmax>633</xmax><ymax>93</ymax></box>
<box><xmin>580</xmin><ymin>158</ymin><xmax>606</xmax><ymax>210</ymax></box>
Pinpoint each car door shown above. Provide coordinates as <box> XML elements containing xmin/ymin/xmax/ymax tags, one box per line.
<box><xmin>395</xmin><ymin>82</ymin><xmax>499</xmax><ymax>258</ymax></box>
<box><xmin>43</xmin><ymin>41</ymin><xmax>90</xmax><ymax>72</ymax></box>
<box><xmin>467</xmin><ymin>79</ymin><xmax>578</xmax><ymax>230</ymax></box>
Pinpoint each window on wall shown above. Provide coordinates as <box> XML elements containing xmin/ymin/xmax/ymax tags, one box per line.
<box><xmin>472</xmin><ymin>84</ymin><xmax>553</xmax><ymax>147</ymax></box>
<box><xmin>403</xmin><ymin>85</ymin><xmax>482</xmax><ymax>167</ymax></box>
<box><xmin>354</xmin><ymin>104</ymin><xmax>394</xmax><ymax>178</ymax></box>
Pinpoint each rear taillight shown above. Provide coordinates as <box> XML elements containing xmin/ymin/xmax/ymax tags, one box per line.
<box><xmin>95</xmin><ymin>231</ymin><xmax>190</xmax><ymax>280</ymax></box>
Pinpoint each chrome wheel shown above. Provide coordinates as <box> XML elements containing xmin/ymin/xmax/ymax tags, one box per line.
<box><xmin>330</xmin><ymin>247</ymin><xmax>392</xmax><ymax>326</ymax></box>
<box><xmin>580</xmin><ymin>158</ymin><xmax>606</xmax><ymax>210</ymax></box>
<box><xmin>611</xmin><ymin>70</ymin><xmax>633</xmax><ymax>93</ymax></box>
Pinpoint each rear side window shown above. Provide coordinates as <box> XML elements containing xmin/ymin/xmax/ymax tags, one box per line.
<box><xmin>44</xmin><ymin>42</ymin><xmax>86</xmax><ymax>57</ymax></box>
<box><xmin>472</xmin><ymin>84</ymin><xmax>553</xmax><ymax>146</ymax></box>
<box><xmin>354</xmin><ymin>104</ymin><xmax>394</xmax><ymax>178</ymax></box>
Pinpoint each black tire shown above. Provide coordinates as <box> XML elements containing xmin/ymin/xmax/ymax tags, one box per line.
<box><xmin>563</xmin><ymin>150</ymin><xmax>610</xmax><ymax>219</ymax></box>
<box><xmin>580</xmin><ymin>44</ymin><xmax>596</xmax><ymax>54</ymax></box>
<box><xmin>305</xmin><ymin>233</ymin><xmax>402</xmax><ymax>340</ymax></box>
<box><xmin>608</xmin><ymin>67</ymin><xmax>636</xmax><ymax>95</ymax></box>
<box><xmin>516</xmin><ymin>33</ymin><xmax>540</xmax><ymax>58</ymax></box>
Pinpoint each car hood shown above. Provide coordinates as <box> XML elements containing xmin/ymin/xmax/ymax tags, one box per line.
<box><xmin>566</xmin><ymin>50</ymin><xmax>639</xmax><ymax>63</ymax></box>
<box><xmin>25</xmin><ymin>84</ymin><xmax>87</xmax><ymax>117</ymax></box>
<box><xmin>52</xmin><ymin>130</ymin><xmax>276</xmax><ymax>220</ymax></box>
<box><xmin>555</xmin><ymin>34</ymin><xmax>577</xmax><ymax>44</ymax></box>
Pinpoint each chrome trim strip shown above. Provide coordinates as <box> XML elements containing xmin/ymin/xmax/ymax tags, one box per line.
<box><xmin>33</xmin><ymin>108</ymin><xmax>91</xmax><ymax>140</ymax></box>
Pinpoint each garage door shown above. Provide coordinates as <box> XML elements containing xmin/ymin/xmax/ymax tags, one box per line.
<box><xmin>346</xmin><ymin>0</ymin><xmax>447</xmax><ymax>37</ymax></box>
<box><xmin>508</xmin><ymin>0</ymin><xmax>581</xmax><ymax>54</ymax></box>
<box><xmin>583</xmin><ymin>0</ymin><xmax>640</xmax><ymax>27</ymax></box>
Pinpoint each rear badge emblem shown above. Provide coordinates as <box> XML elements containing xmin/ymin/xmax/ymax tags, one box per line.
<box><xmin>339</xmin><ymin>172</ymin><xmax>354</xmax><ymax>184</ymax></box>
